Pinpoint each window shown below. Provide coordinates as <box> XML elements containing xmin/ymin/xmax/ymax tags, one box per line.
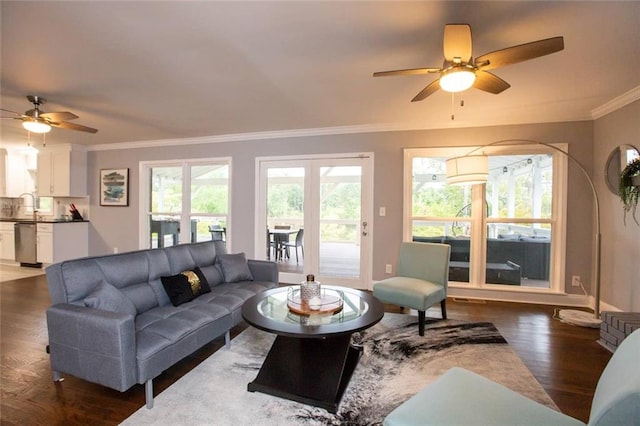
<box><xmin>140</xmin><ymin>159</ymin><xmax>230</xmax><ymax>249</ymax></box>
<box><xmin>405</xmin><ymin>145</ymin><xmax>567</xmax><ymax>293</ymax></box>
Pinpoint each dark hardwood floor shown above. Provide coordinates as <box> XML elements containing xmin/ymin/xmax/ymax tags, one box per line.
<box><xmin>1</xmin><ymin>275</ymin><xmax>611</xmax><ymax>425</ymax></box>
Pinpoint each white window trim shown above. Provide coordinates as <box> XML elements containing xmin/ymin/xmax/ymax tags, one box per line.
<box><xmin>138</xmin><ymin>157</ymin><xmax>232</xmax><ymax>250</ymax></box>
<box><xmin>404</xmin><ymin>144</ymin><xmax>569</xmax><ymax>299</ymax></box>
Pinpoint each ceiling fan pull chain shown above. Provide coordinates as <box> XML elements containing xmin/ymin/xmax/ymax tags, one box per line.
<box><xmin>451</xmin><ymin>92</ymin><xmax>455</xmax><ymax>120</ymax></box>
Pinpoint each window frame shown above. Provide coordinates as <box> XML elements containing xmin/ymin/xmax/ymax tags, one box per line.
<box><xmin>139</xmin><ymin>157</ymin><xmax>232</xmax><ymax>250</ymax></box>
<box><xmin>404</xmin><ymin>144</ymin><xmax>568</xmax><ymax>294</ymax></box>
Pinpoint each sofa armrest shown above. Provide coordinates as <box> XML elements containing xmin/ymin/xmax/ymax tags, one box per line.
<box><xmin>46</xmin><ymin>303</ymin><xmax>137</xmax><ymax>392</ymax></box>
<box><xmin>247</xmin><ymin>259</ymin><xmax>279</xmax><ymax>283</ymax></box>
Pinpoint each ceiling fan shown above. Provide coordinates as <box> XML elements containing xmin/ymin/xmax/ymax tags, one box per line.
<box><xmin>0</xmin><ymin>95</ymin><xmax>98</xmax><ymax>134</ymax></box>
<box><xmin>373</xmin><ymin>24</ymin><xmax>564</xmax><ymax>102</ymax></box>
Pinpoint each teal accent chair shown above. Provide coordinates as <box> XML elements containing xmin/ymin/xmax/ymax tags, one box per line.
<box><xmin>383</xmin><ymin>327</ymin><xmax>640</xmax><ymax>426</ymax></box>
<box><xmin>373</xmin><ymin>242</ymin><xmax>451</xmax><ymax>336</ymax></box>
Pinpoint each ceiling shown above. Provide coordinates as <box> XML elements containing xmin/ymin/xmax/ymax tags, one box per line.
<box><xmin>1</xmin><ymin>1</ymin><xmax>639</xmax><ymax>149</ymax></box>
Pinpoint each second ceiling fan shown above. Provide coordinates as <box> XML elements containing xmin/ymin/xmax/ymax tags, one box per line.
<box><xmin>373</xmin><ymin>24</ymin><xmax>564</xmax><ymax>102</ymax></box>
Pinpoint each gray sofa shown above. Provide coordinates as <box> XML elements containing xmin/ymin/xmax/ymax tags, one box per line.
<box><xmin>45</xmin><ymin>240</ymin><xmax>278</xmax><ymax>408</ymax></box>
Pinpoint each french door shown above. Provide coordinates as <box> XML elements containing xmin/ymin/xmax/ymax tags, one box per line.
<box><xmin>256</xmin><ymin>154</ymin><xmax>373</xmax><ymax>289</ymax></box>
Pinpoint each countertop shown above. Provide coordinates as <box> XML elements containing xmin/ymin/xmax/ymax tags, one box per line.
<box><xmin>0</xmin><ymin>218</ymin><xmax>89</xmax><ymax>224</ymax></box>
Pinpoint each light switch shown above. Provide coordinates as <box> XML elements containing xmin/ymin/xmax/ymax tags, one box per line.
<box><xmin>379</xmin><ymin>207</ymin><xmax>386</xmax><ymax>216</ymax></box>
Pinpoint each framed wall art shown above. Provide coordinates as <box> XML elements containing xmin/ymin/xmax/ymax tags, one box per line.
<box><xmin>100</xmin><ymin>168</ymin><xmax>129</xmax><ymax>206</ymax></box>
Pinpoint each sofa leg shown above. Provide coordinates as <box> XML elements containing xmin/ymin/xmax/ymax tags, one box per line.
<box><xmin>225</xmin><ymin>330</ymin><xmax>231</xmax><ymax>349</ymax></box>
<box><xmin>53</xmin><ymin>371</ymin><xmax>63</xmax><ymax>382</ymax></box>
<box><xmin>441</xmin><ymin>299</ymin><xmax>447</xmax><ymax>320</ymax></box>
<box><xmin>418</xmin><ymin>310</ymin><xmax>425</xmax><ymax>336</ymax></box>
<box><xmin>145</xmin><ymin>380</ymin><xmax>154</xmax><ymax>409</ymax></box>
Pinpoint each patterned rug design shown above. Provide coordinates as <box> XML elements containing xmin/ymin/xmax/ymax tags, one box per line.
<box><xmin>122</xmin><ymin>314</ymin><xmax>556</xmax><ymax>425</ymax></box>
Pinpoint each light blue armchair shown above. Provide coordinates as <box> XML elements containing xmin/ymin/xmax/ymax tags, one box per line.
<box><xmin>384</xmin><ymin>327</ymin><xmax>640</xmax><ymax>425</ymax></box>
<box><xmin>373</xmin><ymin>242</ymin><xmax>451</xmax><ymax>336</ymax></box>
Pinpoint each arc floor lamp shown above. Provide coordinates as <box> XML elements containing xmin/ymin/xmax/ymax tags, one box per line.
<box><xmin>445</xmin><ymin>139</ymin><xmax>602</xmax><ymax>328</ymax></box>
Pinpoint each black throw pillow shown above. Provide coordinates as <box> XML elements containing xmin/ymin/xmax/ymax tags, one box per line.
<box><xmin>161</xmin><ymin>267</ymin><xmax>212</xmax><ymax>307</ymax></box>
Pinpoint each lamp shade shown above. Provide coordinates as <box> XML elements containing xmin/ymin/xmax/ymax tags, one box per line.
<box><xmin>440</xmin><ymin>68</ymin><xmax>476</xmax><ymax>93</ymax></box>
<box><xmin>446</xmin><ymin>155</ymin><xmax>489</xmax><ymax>185</ymax></box>
<box><xmin>22</xmin><ymin>119</ymin><xmax>51</xmax><ymax>134</ymax></box>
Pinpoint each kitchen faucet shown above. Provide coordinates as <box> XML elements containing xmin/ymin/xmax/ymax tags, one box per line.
<box><xmin>18</xmin><ymin>193</ymin><xmax>39</xmax><ymax>221</ymax></box>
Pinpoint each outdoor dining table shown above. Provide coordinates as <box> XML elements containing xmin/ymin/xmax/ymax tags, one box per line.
<box><xmin>269</xmin><ymin>229</ymin><xmax>298</xmax><ymax>261</ymax></box>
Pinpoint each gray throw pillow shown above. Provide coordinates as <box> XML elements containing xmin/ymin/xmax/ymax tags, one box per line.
<box><xmin>84</xmin><ymin>280</ymin><xmax>137</xmax><ymax>317</ymax></box>
<box><xmin>217</xmin><ymin>252</ymin><xmax>254</xmax><ymax>283</ymax></box>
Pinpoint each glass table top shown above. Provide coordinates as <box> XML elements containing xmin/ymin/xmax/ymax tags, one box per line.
<box><xmin>242</xmin><ymin>285</ymin><xmax>384</xmax><ymax>338</ymax></box>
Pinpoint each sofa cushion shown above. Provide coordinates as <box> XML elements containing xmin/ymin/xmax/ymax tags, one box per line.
<box><xmin>217</xmin><ymin>253</ymin><xmax>254</xmax><ymax>283</ymax></box>
<box><xmin>161</xmin><ymin>267</ymin><xmax>212</xmax><ymax>307</ymax></box>
<box><xmin>83</xmin><ymin>280</ymin><xmax>138</xmax><ymax>317</ymax></box>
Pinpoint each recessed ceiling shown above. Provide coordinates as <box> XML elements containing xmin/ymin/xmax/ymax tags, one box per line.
<box><xmin>1</xmin><ymin>1</ymin><xmax>639</xmax><ymax>149</ymax></box>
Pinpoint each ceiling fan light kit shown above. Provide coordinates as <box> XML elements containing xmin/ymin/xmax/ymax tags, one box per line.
<box><xmin>439</xmin><ymin>66</ymin><xmax>476</xmax><ymax>93</ymax></box>
<box><xmin>22</xmin><ymin>119</ymin><xmax>52</xmax><ymax>134</ymax></box>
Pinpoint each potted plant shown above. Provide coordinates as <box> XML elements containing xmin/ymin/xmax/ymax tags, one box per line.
<box><xmin>619</xmin><ymin>157</ymin><xmax>640</xmax><ymax>225</ymax></box>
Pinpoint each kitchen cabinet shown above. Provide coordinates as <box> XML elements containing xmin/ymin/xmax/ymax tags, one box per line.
<box><xmin>0</xmin><ymin>222</ymin><xmax>15</xmax><ymax>261</ymax></box>
<box><xmin>37</xmin><ymin>144</ymin><xmax>87</xmax><ymax>197</ymax></box>
<box><xmin>37</xmin><ymin>222</ymin><xmax>88</xmax><ymax>264</ymax></box>
<box><xmin>0</xmin><ymin>148</ymin><xmax>36</xmax><ymax>197</ymax></box>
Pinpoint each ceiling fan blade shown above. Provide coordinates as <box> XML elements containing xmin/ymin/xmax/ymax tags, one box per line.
<box><xmin>473</xmin><ymin>71</ymin><xmax>511</xmax><ymax>94</ymax></box>
<box><xmin>0</xmin><ymin>108</ymin><xmax>25</xmax><ymax>117</ymax></box>
<box><xmin>41</xmin><ymin>111</ymin><xmax>79</xmax><ymax>121</ymax></box>
<box><xmin>411</xmin><ymin>79</ymin><xmax>441</xmax><ymax>102</ymax></box>
<box><xmin>373</xmin><ymin>67</ymin><xmax>441</xmax><ymax>77</ymax></box>
<box><xmin>444</xmin><ymin>24</ymin><xmax>472</xmax><ymax>62</ymax></box>
<box><xmin>475</xmin><ymin>36</ymin><xmax>564</xmax><ymax>71</ymax></box>
<box><xmin>50</xmin><ymin>121</ymin><xmax>98</xmax><ymax>133</ymax></box>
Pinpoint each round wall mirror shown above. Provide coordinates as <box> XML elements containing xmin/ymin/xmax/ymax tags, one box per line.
<box><xmin>605</xmin><ymin>144</ymin><xmax>640</xmax><ymax>194</ymax></box>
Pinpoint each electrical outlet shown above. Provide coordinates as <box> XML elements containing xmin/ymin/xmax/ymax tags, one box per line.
<box><xmin>385</xmin><ymin>264</ymin><xmax>392</xmax><ymax>274</ymax></box>
<box><xmin>571</xmin><ymin>275</ymin><xmax>581</xmax><ymax>287</ymax></box>
<box><xmin>379</xmin><ymin>207</ymin><xmax>386</xmax><ymax>216</ymax></box>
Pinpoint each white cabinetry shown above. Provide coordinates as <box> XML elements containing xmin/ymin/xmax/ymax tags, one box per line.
<box><xmin>0</xmin><ymin>148</ymin><xmax>36</xmax><ymax>197</ymax></box>
<box><xmin>0</xmin><ymin>222</ymin><xmax>15</xmax><ymax>261</ymax></box>
<box><xmin>37</xmin><ymin>144</ymin><xmax>87</xmax><ymax>197</ymax></box>
<box><xmin>37</xmin><ymin>222</ymin><xmax>88</xmax><ymax>264</ymax></box>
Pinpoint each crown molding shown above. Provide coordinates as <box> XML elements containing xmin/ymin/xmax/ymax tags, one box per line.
<box><xmin>86</xmin><ymin>123</ymin><xmax>411</xmax><ymax>152</ymax></box>
<box><xmin>86</xmin><ymin>115</ymin><xmax>593</xmax><ymax>152</ymax></box>
<box><xmin>591</xmin><ymin>85</ymin><xmax>640</xmax><ymax>119</ymax></box>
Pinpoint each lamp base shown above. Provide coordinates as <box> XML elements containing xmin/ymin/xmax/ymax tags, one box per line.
<box><xmin>558</xmin><ymin>309</ymin><xmax>602</xmax><ymax>328</ymax></box>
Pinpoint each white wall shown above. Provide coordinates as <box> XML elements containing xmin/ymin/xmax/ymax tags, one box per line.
<box><xmin>594</xmin><ymin>99</ymin><xmax>640</xmax><ymax>311</ymax></box>
<box><xmin>86</xmin><ymin>120</ymin><xmax>597</xmax><ymax>297</ymax></box>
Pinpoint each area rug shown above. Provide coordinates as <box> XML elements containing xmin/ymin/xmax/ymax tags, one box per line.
<box><xmin>122</xmin><ymin>314</ymin><xmax>557</xmax><ymax>425</ymax></box>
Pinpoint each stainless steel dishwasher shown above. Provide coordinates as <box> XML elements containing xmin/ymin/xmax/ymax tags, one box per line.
<box><xmin>14</xmin><ymin>222</ymin><xmax>41</xmax><ymax>268</ymax></box>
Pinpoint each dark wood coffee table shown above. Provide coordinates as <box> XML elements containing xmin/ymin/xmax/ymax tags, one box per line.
<box><xmin>241</xmin><ymin>285</ymin><xmax>384</xmax><ymax>413</ymax></box>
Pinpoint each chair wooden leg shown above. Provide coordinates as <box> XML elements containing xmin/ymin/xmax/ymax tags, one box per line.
<box><xmin>418</xmin><ymin>310</ymin><xmax>425</xmax><ymax>336</ymax></box>
<box><xmin>441</xmin><ymin>299</ymin><xmax>447</xmax><ymax>319</ymax></box>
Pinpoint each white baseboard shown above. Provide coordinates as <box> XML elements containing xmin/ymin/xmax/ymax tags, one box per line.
<box><xmin>447</xmin><ymin>286</ymin><xmax>590</xmax><ymax>307</ymax></box>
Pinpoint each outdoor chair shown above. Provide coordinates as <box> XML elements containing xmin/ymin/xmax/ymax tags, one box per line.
<box><xmin>373</xmin><ymin>242</ymin><xmax>450</xmax><ymax>336</ymax></box>
<box><xmin>208</xmin><ymin>225</ymin><xmax>225</xmax><ymax>242</ymax></box>
<box><xmin>283</xmin><ymin>228</ymin><xmax>304</xmax><ymax>263</ymax></box>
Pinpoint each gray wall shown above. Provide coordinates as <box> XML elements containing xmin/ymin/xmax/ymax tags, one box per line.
<box><xmin>594</xmin><ymin>99</ymin><xmax>640</xmax><ymax>311</ymax></box>
<box><xmin>88</xmin><ymin>120</ymin><xmax>595</xmax><ymax>296</ymax></box>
